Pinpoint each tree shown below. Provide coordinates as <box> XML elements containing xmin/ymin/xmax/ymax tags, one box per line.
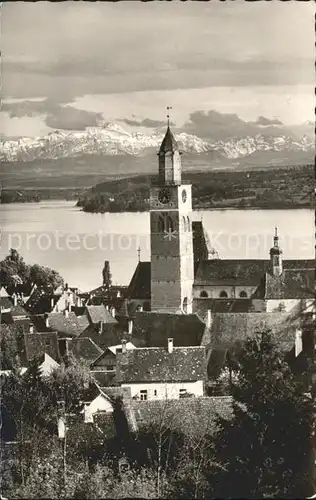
<box><xmin>212</xmin><ymin>330</ymin><xmax>315</xmax><ymax>499</ymax></box>
<box><xmin>29</xmin><ymin>264</ymin><xmax>63</xmax><ymax>291</ymax></box>
<box><xmin>102</xmin><ymin>261</ymin><xmax>112</xmax><ymax>289</ymax></box>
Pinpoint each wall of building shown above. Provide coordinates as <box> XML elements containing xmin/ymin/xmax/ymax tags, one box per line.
<box><xmin>266</xmin><ymin>299</ymin><xmax>301</xmax><ymax>313</ymax></box>
<box><xmin>121</xmin><ymin>380</ymin><xmax>204</xmax><ymax>400</ymax></box>
<box><xmin>193</xmin><ymin>285</ymin><xmax>257</xmax><ymax>299</ymax></box>
<box><xmin>88</xmin><ymin>394</ymin><xmax>114</xmax><ymax>415</ymax></box>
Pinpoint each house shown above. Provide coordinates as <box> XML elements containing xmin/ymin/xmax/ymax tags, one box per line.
<box><xmin>66</xmin><ymin>337</ymin><xmax>103</xmax><ymax>365</ymax></box>
<box><xmin>115</xmin><ymin>338</ymin><xmax>207</xmax><ymax>401</ymax></box>
<box><xmin>90</xmin><ymin>342</ymin><xmax>136</xmax><ymax>386</ymax></box>
<box><xmin>77</xmin><ymin>305</ymin><xmax>124</xmax><ymax>350</ymax></box>
<box><xmin>81</xmin><ymin>384</ymin><xmax>115</xmax><ymax>423</ymax></box>
<box><xmin>31</xmin><ymin>310</ymin><xmax>90</xmax><ymax>338</ymax></box>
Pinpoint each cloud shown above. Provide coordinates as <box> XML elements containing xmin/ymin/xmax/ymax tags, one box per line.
<box><xmin>123</xmin><ymin>117</ymin><xmax>175</xmax><ymax>128</ymax></box>
<box><xmin>2</xmin><ymin>99</ymin><xmax>103</xmax><ymax>131</ymax></box>
<box><xmin>253</xmin><ymin>116</ymin><xmax>283</xmax><ymax>126</ymax></box>
<box><xmin>183</xmin><ymin>110</ymin><xmax>291</xmax><ymax>140</ymax></box>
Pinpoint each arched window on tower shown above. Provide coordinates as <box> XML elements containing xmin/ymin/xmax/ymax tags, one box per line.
<box><xmin>239</xmin><ymin>291</ymin><xmax>248</xmax><ymax>298</ymax></box>
<box><xmin>219</xmin><ymin>291</ymin><xmax>228</xmax><ymax>298</ymax></box>
<box><xmin>200</xmin><ymin>291</ymin><xmax>208</xmax><ymax>298</ymax></box>
<box><xmin>182</xmin><ymin>216</ymin><xmax>187</xmax><ymax>232</ymax></box>
<box><xmin>158</xmin><ymin>216</ymin><xmax>165</xmax><ymax>232</ymax></box>
<box><xmin>187</xmin><ymin>216</ymin><xmax>190</xmax><ymax>232</ymax></box>
<box><xmin>166</xmin><ymin>216</ymin><xmax>174</xmax><ymax>233</ymax></box>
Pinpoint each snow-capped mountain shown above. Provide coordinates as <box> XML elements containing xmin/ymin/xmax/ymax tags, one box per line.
<box><xmin>0</xmin><ymin>122</ymin><xmax>313</xmax><ymax>163</ymax></box>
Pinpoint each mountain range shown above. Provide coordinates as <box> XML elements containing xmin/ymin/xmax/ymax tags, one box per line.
<box><xmin>0</xmin><ymin>121</ymin><xmax>314</xmax><ymax>166</ymax></box>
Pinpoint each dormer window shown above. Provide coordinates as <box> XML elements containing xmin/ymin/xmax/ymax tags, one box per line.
<box><xmin>239</xmin><ymin>291</ymin><xmax>248</xmax><ymax>298</ymax></box>
<box><xmin>219</xmin><ymin>291</ymin><xmax>228</xmax><ymax>298</ymax></box>
<box><xmin>200</xmin><ymin>291</ymin><xmax>208</xmax><ymax>298</ymax></box>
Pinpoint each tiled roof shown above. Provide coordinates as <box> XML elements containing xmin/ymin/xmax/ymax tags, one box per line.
<box><xmin>209</xmin><ymin>312</ymin><xmax>300</xmax><ymax>351</ymax></box>
<box><xmin>126</xmin><ymin>262</ymin><xmax>151</xmax><ymax>300</ymax></box>
<box><xmin>194</xmin><ymin>259</ymin><xmax>314</xmax><ymax>286</ymax></box>
<box><xmin>25</xmin><ymin>288</ymin><xmax>60</xmax><ymax>315</ymax></box>
<box><xmin>86</xmin><ymin>305</ymin><xmax>118</xmax><ymax>325</ymax></box>
<box><xmin>193</xmin><ymin>298</ymin><xmax>252</xmax><ymax>318</ymax></box>
<box><xmin>0</xmin><ymin>297</ymin><xmax>13</xmax><ymax>310</ymax></box>
<box><xmin>46</xmin><ymin>312</ymin><xmax>89</xmax><ymax>337</ymax></box>
<box><xmin>115</xmin><ymin>346</ymin><xmax>207</xmax><ymax>383</ymax></box>
<box><xmin>263</xmin><ymin>269</ymin><xmax>315</xmax><ymax>299</ymax></box>
<box><xmin>25</xmin><ymin>332</ymin><xmax>60</xmax><ymax>363</ymax></box>
<box><xmin>88</xmin><ymin>285</ymin><xmax>128</xmax><ymax>299</ymax></box>
<box><xmin>132</xmin><ymin>311</ymin><xmax>209</xmax><ymax>347</ymax></box>
<box><xmin>10</xmin><ymin>304</ymin><xmax>28</xmax><ymax>318</ymax></box>
<box><xmin>68</xmin><ymin>338</ymin><xmax>103</xmax><ymax>364</ymax></box>
<box><xmin>129</xmin><ymin>396</ymin><xmax>233</xmax><ymax>436</ymax></box>
<box><xmin>1</xmin><ymin>312</ymin><xmax>14</xmax><ymax>325</ymax></box>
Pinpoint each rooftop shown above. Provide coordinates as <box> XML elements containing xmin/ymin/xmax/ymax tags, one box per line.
<box><xmin>115</xmin><ymin>345</ymin><xmax>207</xmax><ymax>383</ymax></box>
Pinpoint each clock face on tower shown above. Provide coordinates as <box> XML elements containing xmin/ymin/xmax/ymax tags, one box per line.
<box><xmin>182</xmin><ymin>189</ymin><xmax>187</xmax><ymax>203</ymax></box>
<box><xmin>158</xmin><ymin>188</ymin><xmax>171</xmax><ymax>204</ymax></box>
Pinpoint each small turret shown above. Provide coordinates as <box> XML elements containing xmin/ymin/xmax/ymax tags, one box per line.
<box><xmin>270</xmin><ymin>227</ymin><xmax>283</xmax><ymax>277</ymax></box>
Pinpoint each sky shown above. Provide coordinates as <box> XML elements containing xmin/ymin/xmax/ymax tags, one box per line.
<box><xmin>1</xmin><ymin>1</ymin><xmax>315</xmax><ymax>138</ymax></box>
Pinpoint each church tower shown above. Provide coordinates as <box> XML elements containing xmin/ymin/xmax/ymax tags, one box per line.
<box><xmin>150</xmin><ymin>119</ymin><xmax>194</xmax><ymax>314</ymax></box>
<box><xmin>270</xmin><ymin>227</ymin><xmax>283</xmax><ymax>277</ymax></box>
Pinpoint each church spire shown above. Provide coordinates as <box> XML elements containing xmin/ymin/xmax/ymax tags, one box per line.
<box><xmin>270</xmin><ymin>226</ymin><xmax>283</xmax><ymax>276</ymax></box>
<box><xmin>158</xmin><ymin>107</ymin><xmax>182</xmax><ymax>185</ymax></box>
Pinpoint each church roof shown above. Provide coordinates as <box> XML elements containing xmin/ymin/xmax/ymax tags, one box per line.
<box><xmin>194</xmin><ymin>259</ymin><xmax>314</xmax><ymax>286</ymax></box>
<box><xmin>192</xmin><ymin>221</ymin><xmax>217</xmax><ymax>261</ymax></box>
<box><xmin>115</xmin><ymin>345</ymin><xmax>207</xmax><ymax>383</ymax></box>
<box><xmin>126</xmin><ymin>261</ymin><xmax>151</xmax><ymax>300</ymax></box>
<box><xmin>209</xmin><ymin>312</ymin><xmax>300</xmax><ymax>351</ymax></box>
<box><xmin>159</xmin><ymin>126</ymin><xmax>179</xmax><ymax>154</ymax></box>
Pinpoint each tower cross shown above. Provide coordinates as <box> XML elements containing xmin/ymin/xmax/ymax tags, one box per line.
<box><xmin>166</xmin><ymin>106</ymin><xmax>172</xmax><ymax>127</ymax></box>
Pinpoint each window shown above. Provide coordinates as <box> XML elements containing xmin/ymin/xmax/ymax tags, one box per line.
<box><xmin>187</xmin><ymin>216</ymin><xmax>190</xmax><ymax>232</ymax></box>
<box><xmin>200</xmin><ymin>291</ymin><xmax>208</xmax><ymax>298</ymax></box>
<box><xmin>219</xmin><ymin>291</ymin><xmax>228</xmax><ymax>298</ymax></box>
<box><xmin>154</xmin><ymin>390</ymin><xmax>157</xmax><ymax>396</ymax></box>
<box><xmin>182</xmin><ymin>216</ymin><xmax>187</xmax><ymax>232</ymax></box>
<box><xmin>166</xmin><ymin>216</ymin><xmax>174</xmax><ymax>232</ymax></box>
<box><xmin>179</xmin><ymin>389</ymin><xmax>187</xmax><ymax>398</ymax></box>
<box><xmin>140</xmin><ymin>390</ymin><xmax>148</xmax><ymax>401</ymax></box>
<box><xmin>239</xmin><ymin>291</ymin><xmax>248</xmax><ymax>298</ymax></box>
<box><xmin>106</xmin><ymin>365</ymin><xmax>115</xmax><ymax>372</ymax></box>
<box><xmin>158</xmin><ymin>216</ymin><xmax>165</xmax><ymax>232</ymax></box>
<box><xmin>182</xmin><ymin>297</ymin><xmax>189</xmax><ymax>314</ymax></box>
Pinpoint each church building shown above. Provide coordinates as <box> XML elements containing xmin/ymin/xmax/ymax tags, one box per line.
<box><xmin>121</xmin><ymin>124</ymin><xmax>314</xmax><ymax>321</ymax></box>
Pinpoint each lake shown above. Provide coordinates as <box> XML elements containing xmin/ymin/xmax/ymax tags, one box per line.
<box><xmin>0</xmin><ymin>201</ymin><xmax>314</xmax><ymax>292</ymax></box>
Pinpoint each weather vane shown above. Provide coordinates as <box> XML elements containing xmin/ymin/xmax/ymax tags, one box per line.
<box><xmin>166</xmin><ymin>106</ymin><xmax>172</xmax><ymax>127</ymax></box>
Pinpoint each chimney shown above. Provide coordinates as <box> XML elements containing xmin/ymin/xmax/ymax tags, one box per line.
<box><xmin>98</xmin><ymin>320</ymin><xmax>104</xmax><ymax>334</ymax></box>
<box><xmin>50</xmin><ymin>297</ymin><xmax>55</xmax><ymax>309</ymax></box>
<box><xmin>45</xmin><ymin>315</ymin><xmax>50</xmax><ymax>328</ymax></box>
<box><xmin>105</xmin><ymin>305</ymin><xmax>109</xmax><ymax>310</ymax></box>
<box><xmin>168</xmin><ymin>338</ymin><xmax>174</xmax><ymax>354</ymax></box>
<box><xmin>128</xmin><ymin>319</ymin><xmax>133</xmax><ymax>334</ymax></box>
<box><xmin>67</xmin><ymin>301</ymin><xmax>72</xmax><ymax>312</ymax></box>
<box><xmin>206</xmin><ymin>309</ymin><xmax>212</xmax><ymax>328</ymax></box>
<box><xmin>29</xmin><ymin>323</ymin><xmax>34</xmax><ymax>334</ymax></box>
<box><xmin>13</xmin><ymin>294</ymin><xmax>17</xmax><ymax>306</ymax></box>
<box><xmin>121</xmin><ymin>339</ymin><xmax>127</xmax><ymax>354</ymax></box>
<box><xmin>64</xmin><ymin>309</ymin><xmax>69</xmax><ymax>319</ymax></box>
<box><xmin>138</xmin><ymin>305</ymin><xmax>143</xmax><ymax>312</ymax></box>
<box><xmin>65</xmin><ymin>283</ymin><xmax>68</xmax><ymax>291</ymax></box>
<box><xmin>111</xmin><ymin>307</ymin><xmax>116</xmax><ymax>318</ymax></box>
<box><xmin>295</xmin><ymin>329</ymin><xmax>303</xmax><ymax>357</ymax></box>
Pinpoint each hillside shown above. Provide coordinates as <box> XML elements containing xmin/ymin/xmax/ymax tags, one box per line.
<box><xmin>77</xmin><ymin>164</ymin><xmax>314</xmax><ymax>212</ymax></box>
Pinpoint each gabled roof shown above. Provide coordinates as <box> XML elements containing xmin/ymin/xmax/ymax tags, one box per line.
<box><xmin>68</xmin><ymin>337</ymin><xmax>103</xmax><ymax>364</ymax></box>
<box><xmin>86</xmin><ymin>305</ymin><xmax>118</xmax><ymax>325</ymax></box>
<box><xmin>32</xmin><ymin>312</ymin><xmax>90</xmax><ymax>337</ymax></box>
<box><xmin>0</xmin><ymin>297</ymin><xmax>13</xmax><ymax>310</ymax></box>
<box><xmin>132</xmin><ymin>311</ymin><xmax>209</xmax><ymax>347</ymax></box>
<box><xmin>126</xmin><ymin>262</ymin><xmax>151</xmax><ymax>300</ymax></box>
<box><xmin>10</xmin><ymin>304</ymin><xmax>28</xmax><ymax>318</ymax></box>
<box><xmin>115</xmin><ymin>346</ymin><xmax>207</xmax><ymax>383</ymax></box>
<box><xmin>25</xmin><ymin>288</ymin><xmax>60</xmax><ymax>315</ymax></box>
<box><xmin>24</xmin><ymin>331</ymin><xmax>60</xmax><ymax>364</ymax></box>
<box><xmin>194</xmin><ymin>259</ymin><xmax>314</xmax><ymax>286</ymax></box>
